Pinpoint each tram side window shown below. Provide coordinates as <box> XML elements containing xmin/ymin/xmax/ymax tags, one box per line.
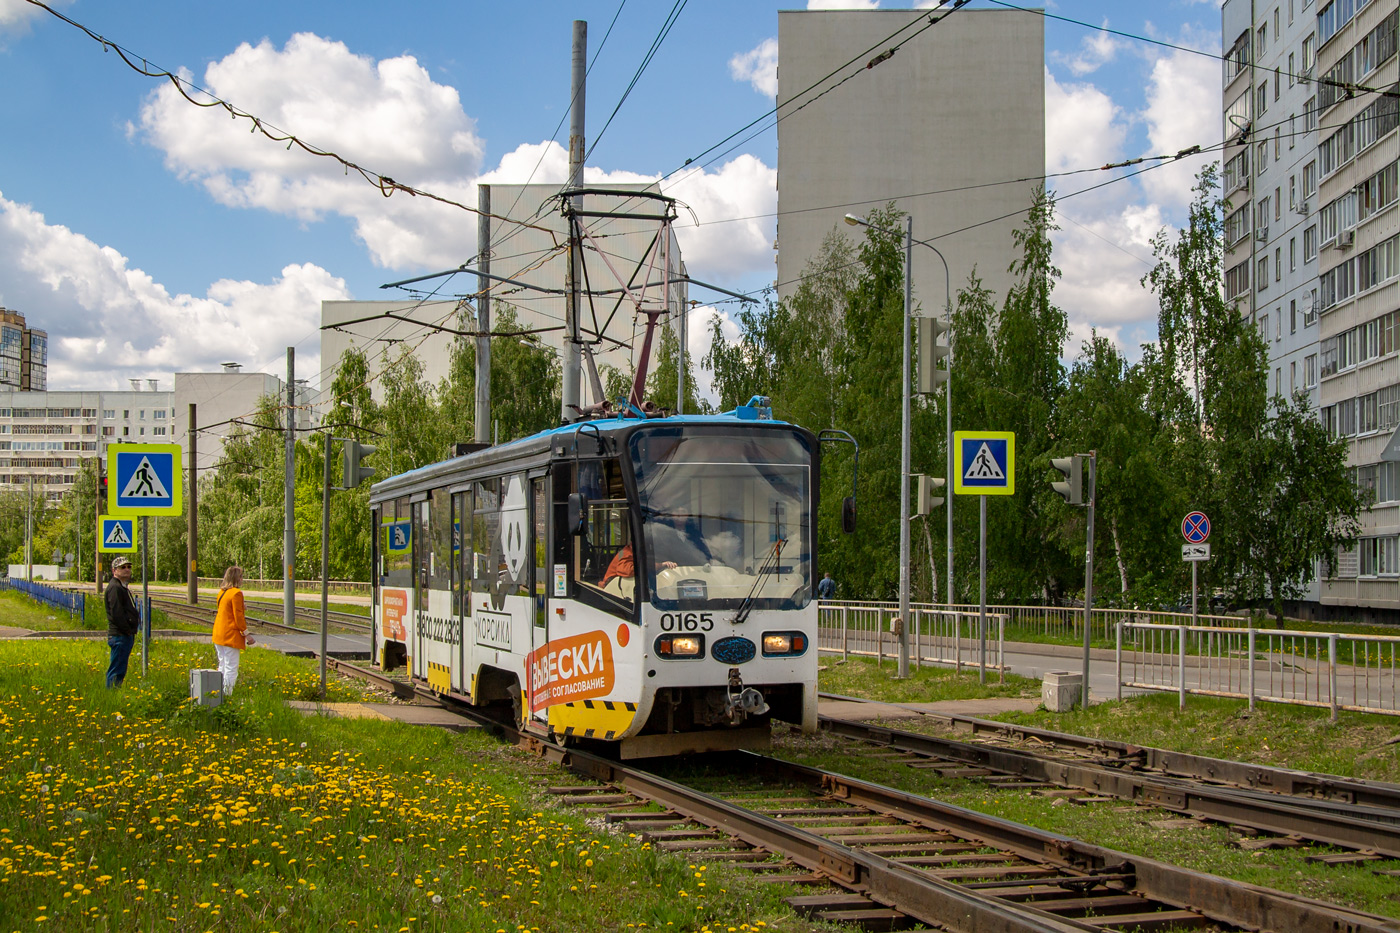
<box><xmin>381</xmin><ymin>497</ymin><xmax>413</xmax><ymax>589</ymax></box>
<box><xmin>453</xmin><ymin>489</ymin><xmax>473</xmax><ymax>616</ymax></box>
<box><xmin>472</xmin><ymin>479</ymin><xmax>499</xmax><ymax>593</ymax></box>
<box><xmin>429</xmin><ymin>488</ymin><xmax>452</xmax><ymax>599</ymax></box>
<box><xmin>533</xmin><ymin>477</ymin><xmax>548</xmax><ymax>628</ymax></box>
<box><xmin>415</xmin><ymin>500</ymin><xmax>431</xmax><ymax>611</ymax></box>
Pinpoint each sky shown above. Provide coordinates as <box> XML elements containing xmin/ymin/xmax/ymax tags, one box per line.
<box><xmin>0</xmin><ymin>0</ymin><xmax>1227</xmax><ymax>403</ymax></box>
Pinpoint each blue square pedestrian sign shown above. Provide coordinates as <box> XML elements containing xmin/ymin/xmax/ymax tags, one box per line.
<box><xmin>108</xmin><ymin>443</ymin><xmax>183</xmax><ymax>516</ymax></box>
<box><xmin>953</xmin><ymin>431</ymin><xmax>1016</xmax><ymax>495</ymax></box>
<box><xmin>97</xmin><ymin>517</ymin><xmax>137</xmax><ymax>552</ymax></box>
<box><xmin>385</xmin><ymin>520</ymin><xmax>412</xmax><ymax>555</ymax></box>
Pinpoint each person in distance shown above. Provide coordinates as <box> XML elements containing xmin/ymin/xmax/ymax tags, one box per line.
<box><xmin>213</xmin><ymin>565</ymin><xmax>255</xmax><ymax>695</ymax></box>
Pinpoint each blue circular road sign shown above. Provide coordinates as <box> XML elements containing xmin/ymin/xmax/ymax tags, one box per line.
<box><xmin>1182</xmin><ymin>511</ymin><xmax>1210</xmax><ymax>543</ymax></box>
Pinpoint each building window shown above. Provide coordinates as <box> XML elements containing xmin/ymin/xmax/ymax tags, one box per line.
<box><xmin>1257</xmin><ymin>140</ymin><xmax>1269</xmax><ymax>175</ymax></box>
<box><xmin>1274</xmin><ymin>66</ymin><xmax>1281</xmax><ymax>100</ymax></box>
<box><xmin>1305</xmin><ymin>353</ymin><xmax>1317</xmax><ymax>387</ymax></box>
<box><xmin>122</xmin><ymin>410</ymin><xmax>129</xmax><ymax>419</ymax></box>
<box><xmin>1261</xmin><ymin>314</ymin><xmax>1270</xmax><ymax>340</ymax></box>
<box><xmin>1258</xmin><ymin>258</ymin><xmax>1270</xmax><ymax>291</ymax></box>
<box><xmin>1303</xmin><ymin>160</ymin><xmax>1317</xmax><ymax>198</ymax></box>
<box><xmin>102</xmin><ymin>409</ymin><xmax>114</xmax><ymax>419</ymax></box>
<box><xmin>1302</xmin><ymin>33</ymin><xmax>1315</xmax><ymax>73</ymax></box>
<box><xmin>154</xmin><ymin>409</ymin><xmax>166</xmax><ymax>420</ymax></box>
<box><xmin>1289</xmin><ymin>52</ymin><xmax>1296</xmax><ymax>86</ymax></box>
<box><xmin>1274</xmin><ymin>187</ymin><xmax>1282</xmax><ymax>221</ymax></box>
<box><xmin>1304</xmin><ymin>96</ymin><xmax>1318</xmax><ymax>131</ymax></box>
<box><xmin>1257</xmin><ymin>23</ymin><xmax>1267</xmax><ymax>57</ymax></box>
<box><xmin>1291</xmin><ymin>299</ymin><xmax>1298</xmax><ymax>333</ymax></box>
<box><xmin>138</xmin><ymin>410</ymin><xmax>145</xmax><ymax>420</ymax></box>
<box><xmin>1291</xmin><ymin>361</ymin><xmax>1297</xmax><ymax>393</ymax></box>
<box><xmin>1304</xmin><ymin>225</ymin><xmax>1318</xmax><ymax>261</ymax></box>
<box><xmin>153</xmin><ymin>426</ymin><xmax>167</xmax><ymax>436</ymax></box>
<box><xmin>1275</xmin><ymin>247</ymin><xmax>1282</xmax><ymax>282</ymax></box>
<box><xmin>1291</xmin><ymin>237</ymin><xmax>1297</xmax><ymax>272</ymax></box>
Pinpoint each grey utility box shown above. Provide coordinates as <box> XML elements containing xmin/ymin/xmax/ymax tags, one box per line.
<box><xmin>190</xmin><ymin>669</ymin><xmax>224</xmax><ymax>707</ymax></box>
<box><xmin>1041</xmin><ymin>671</ymin><xmax>1083</xmax><ymax>713</ymax></box>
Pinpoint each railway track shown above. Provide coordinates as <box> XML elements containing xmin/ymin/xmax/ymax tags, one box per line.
<box><xmin>150</xmin><ymin>597</ymin><xmax>369</xmax><ymax>636</ymax></box>
<box><xmin>308</xmin><ymin>656</ymin><xmax>1400</xmax><ymax>933</ymax></box>
<box><xmin>813</xmin><ymin>708</ymin><xmax>1400</xmax><ymax>861</ymax></box>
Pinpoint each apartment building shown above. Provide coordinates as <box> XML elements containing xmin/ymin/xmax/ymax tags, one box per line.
<box><xmin>0</xmin><ymin>308</ymin><xmax>47</xmax><ymax>391</ymax></box>
<box><xmin>0</xmin><ymin>366</ymin><xmax>316</xmax><ymax>502</ymax></box>
<box><xmin>1312</xmin><ymin>0</ymin><xmax>1400</xmax><ymax>611</ymax></box>
<box><xmin>1222</xmin><ymin>0</ymin><xmax>1332</xmax><ymax>603</ymax></box>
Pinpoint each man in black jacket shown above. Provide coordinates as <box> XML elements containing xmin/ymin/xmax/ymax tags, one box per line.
<box><xmin>104</xmin><ymin>556</ymin><xmax>140</xmax><ymax>688</ymax></box>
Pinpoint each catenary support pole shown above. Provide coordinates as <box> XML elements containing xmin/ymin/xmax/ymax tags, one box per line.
<box><xmin>476</xmin><ymin>185</ymin><xmax>492</xmax><ymax>445</ymax></box>
<box><xmin>188</xmin><ymin>403</ymin><xmax>198</xmax><ymax>604</ymax></box>
<box><xmin>320</xmin><ymin>432</ymin><xmax>332</xmax><ymax>700</ymax></box>
<box><xmin>898</xmin><ymin>214</ymin><xmax>912</xmax><ymax>678</ymax></box>
<box><xmin>284</xmin><ymin>348</ymin><xmax>296</xmax><ymax>630</ymax></box>
<box><xmin>560</xmin><ymin>20</ymin><xmax>587</xmax><ymax>421</ymax></box>
<box><xmin>1082</xmin><ymin>451</ymin><xmax>1096</xmax><ymax>707</ymax></box>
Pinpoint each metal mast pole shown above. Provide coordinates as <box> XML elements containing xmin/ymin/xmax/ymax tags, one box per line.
<box><xmin>284</xmin><ymin>348</ymin><xmax>296</xmax><ymax>629</ymax></box>
<box><xmin>560</xmin><ymin>20</ymin><xmax>587</xmax><ymax>421</ymax></box>
<box><xmin>187</xmin><ymin>403</ymin><xmax>198</xmax><ymax>604</ymax></box>
<box><xmin>1082</xmin><ymin>451</ymin><xmax>1097</xmax><ymax>707</ymax></box>
<box><xmin>476</xmin><ymin>184</ymin><xmax>492</xmax><ymax>445</ymax></box>
<box><xmin>898</xmin><ymin>214</ymin><xmax>912</xmax><ymax>678</ymax></box>
<box><xmin>947</xmin><ymin>298</ymin><xmax>954</xmax><ymax>609</ymax></box>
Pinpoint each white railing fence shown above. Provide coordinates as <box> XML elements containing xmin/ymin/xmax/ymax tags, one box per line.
<box><xmin>1117</xmin><ymin>622</ymin><xmax>1400</xmax><ymax>719</ymax></box>
<box><xmin>817</xmin><ymin>603</ymin><xmax>1005</xmax><ymax>680</ymax></box>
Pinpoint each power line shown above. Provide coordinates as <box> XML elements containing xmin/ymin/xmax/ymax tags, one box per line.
<box><xmin>584</xmin><ymin>0</ymin><xmax>688</xmax><ymax>163</ymax></box>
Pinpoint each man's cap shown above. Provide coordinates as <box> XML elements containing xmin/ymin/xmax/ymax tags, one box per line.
<box><xmin>112</xmin><ymin>557</ymin><xmax>132</xmax><ymax>569</ymax></box>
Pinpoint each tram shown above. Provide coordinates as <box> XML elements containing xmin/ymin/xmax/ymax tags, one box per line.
<box><xmin>368</xmin><ymin>396</ymin><xmax>843</xmax><ymax>757</ymax></box>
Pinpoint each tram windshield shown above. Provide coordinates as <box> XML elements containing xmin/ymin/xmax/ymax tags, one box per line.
<box><xmin>630</xmin><ymin>427</ymin><xmax>813</xmax><ymax>611</ymax></box>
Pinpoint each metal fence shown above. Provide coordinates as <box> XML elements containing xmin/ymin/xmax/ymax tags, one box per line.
<box><xmin>195</xmin><ymin>576</ymin><xmax>370</xmax><ymax>596</ymax></box>
<box><xmin>817</xmin><ymin>601</ymin><xmax>1005</xmax><ymax>679</ymax></box>
<box><xmin>1117</xmin><ymin>621</ymin><xmax>1400</xmax><ymax>718</ymax></box>
<box><xmin>1</xmin><ymin>577</ymin><xmax>86</xmax><ymax>621</ymax></box>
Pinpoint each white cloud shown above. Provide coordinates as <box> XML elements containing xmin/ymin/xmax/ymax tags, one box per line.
<box><xmin>665</xmin><ymin>154</ymin><xmax>777</xmax><ymax>282</ymax></box>
<box><xmin>0</xmin><ymin>192</ymin><xmax>349</xmax><ymax>390</ymax></box>
<box><xmin>1045</xmin><ymin>69</ymin><xmax>1128</xmax><ymax>175</ymax></box>
<box><xmin>1050</xmin><ymin>24</ymin><xmax>1123</xmax><ymax>76</ymax></box>
<box><xmin>0</xmin><ymin>0</ymin><xmax>66</xmax><ymax>34</ymax></box>
<box><xmin>136</xmin><ymin>33</ymin><xmax>484</xmax><ymax>271</ymax></box>
<box><xmin>1053</xmin><ymin>200</ymin><xmax>1163</xmax><ymax>359</ymax></box>
<box><xmin>684</xmin><ymin>304</ymin><xmax>738</xmax><ymax>406</ymax></box>
<box><xmin>806</xmin><ymin>0</ymin><xmax>880</xmax><ymax>8</ymax></box>
<box><xmin>1138</xmin><ymin>30</ymin><xmax>1220</xmax><ymax>212</ymax></box>
<box><xmin>729</xmin><ymin>37</ymin><xmax>778</xmax><ymax>97</ymax></box>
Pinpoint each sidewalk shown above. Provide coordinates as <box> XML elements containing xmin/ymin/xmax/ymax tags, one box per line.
<box><xmin>818</xmin><ymin>696</ymin><xmax>1041</xmax><ymax>721</ymax></box>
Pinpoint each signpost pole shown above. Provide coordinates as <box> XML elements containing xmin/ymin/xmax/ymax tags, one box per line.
<box><xmin>140</xmin><ymin>516</ymin><xmax>150</xmax><ymax>677</ymax></box>
<box><xmin>320</xmin><ymin>433</ymin><xmax>333</xmax><ymax>700</ymax></box>
<box><xmin>979</xmin><ymin>494</ymin><xmax>987</xmax><ymax>684</ymax></box>
<box><xmin>1192</xmin><ymin>561</ymin><xmax>1198</xmax><ymax>628</ymax></box>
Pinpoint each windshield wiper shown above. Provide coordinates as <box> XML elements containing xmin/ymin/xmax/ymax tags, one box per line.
<box><xmin>732</xmin><ymin>538</ymin><xmax>785</xmax><ymax>625</ymax></box>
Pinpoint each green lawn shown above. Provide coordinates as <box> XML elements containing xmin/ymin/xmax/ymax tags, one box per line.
<box><xmin>0</xmin><ymin>640</ymin><xmax>820</xmax><ymax>932</ymax></box>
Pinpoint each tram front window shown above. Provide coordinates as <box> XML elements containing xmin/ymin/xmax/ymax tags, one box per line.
<box><xmin>631</xmin><ymin>428</ymin><xmax>812</xmax><ymax>611</ymax></box>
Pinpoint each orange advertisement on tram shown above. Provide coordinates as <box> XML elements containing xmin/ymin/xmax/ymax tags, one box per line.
<box><xmin>527</xmin><ymin>630</ymin><xmax>615</xmax><ymax>713</ymax></box>
<box><xmin>381</xmin><ymin>588</ymin><xmax>408</xmax><ymax>641</ymax></box>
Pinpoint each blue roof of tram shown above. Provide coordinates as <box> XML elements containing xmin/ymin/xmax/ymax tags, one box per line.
<box><xmin>378</xmin><ymin>398</ymin><xmax>790</xmax><ymax>488</ymax></box>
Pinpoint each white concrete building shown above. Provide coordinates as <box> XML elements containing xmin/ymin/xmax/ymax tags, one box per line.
<box><xmin>321</xmin><ymin>183</ymin><xmax>687</xmax><ymax>406</ymax></box>
<box><xmin>775</xmin><ymin>8</ymin><xmax>1045</xmax><ymax>312</ymax></box>
<box><xmin>1</xmin><ymin>366</ymin><xmax>315</xmax><ymax>502</ymax></box>
<box><xmin>1221</xmin><ymin>0</ymin><xmax>1331</xmax><ymax>605</ymax></box>
<box><xmin>1311</xmin><ymin>0</ymin><xmax>1400</xmax><ymax>614</ymax></box>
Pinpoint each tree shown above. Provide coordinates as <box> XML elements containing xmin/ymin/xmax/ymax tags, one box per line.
<box><xmin>488</xmin><ymin>304</ymin><xmax>560</xmax><ymax>442</ymax></box>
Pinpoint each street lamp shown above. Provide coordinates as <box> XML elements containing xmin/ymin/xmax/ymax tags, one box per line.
<box><xmin>845</xmin><ymin>212</ymin><xmax>952</xmax><ymax>678</ymax></box>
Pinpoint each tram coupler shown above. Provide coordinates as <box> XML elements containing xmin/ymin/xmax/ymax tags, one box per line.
<box><xmin>725</xmin><ymin>667</ymin><xmax>769</xmax><ymax>724</ymax></box>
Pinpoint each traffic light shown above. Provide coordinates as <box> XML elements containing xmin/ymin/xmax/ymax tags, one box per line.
<box><xmin>915</xmin><ymin>475</ymin><xmax>945</xmax><ymax>515</ymax></box>
<box><xmin>342</xmin><ymin>440</ymin><xmax>378</xmax><ymax>489</ymax></box>
<box><xmin>1051</xmin><ymin>455</ymin><xmax>1083</xmax><ymax>505</ymax></box>
<box><xmin>917</xmin><ymin>317</ymin><xmax>950</xmax><ymax>394</ymax></box>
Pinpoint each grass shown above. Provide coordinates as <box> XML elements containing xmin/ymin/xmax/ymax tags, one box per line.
<box><xmin>818</xmin><ymin>654</ymin><xmax>1039</xmax><ymax>703</ymax></box>
<box><xmin>0</xmin><ymin>640</ymin><xmax>819</xmax><ymax>932</ymax></box>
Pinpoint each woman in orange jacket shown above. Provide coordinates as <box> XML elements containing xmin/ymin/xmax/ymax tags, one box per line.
<box><xmin>213</xmin><ymin>565</ymin><xmax>254</xmax><ymax>694</ymax></box>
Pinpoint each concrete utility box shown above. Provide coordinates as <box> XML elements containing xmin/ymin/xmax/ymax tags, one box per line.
<box><xmin>190</xmin><ymin>669</ymin><xmax>223</xmax><ymax>707</ymax></box>
<box><xmin>1042</xmin><ymin>671</ymin><xmax>1083</xmax><ymax>713</ymax></box>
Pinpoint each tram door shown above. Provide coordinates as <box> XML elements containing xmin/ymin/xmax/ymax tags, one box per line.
<box><xmin>529</xmin><ymin>475</ymin><xmax>550</xmax><ymax>725</ymax></box>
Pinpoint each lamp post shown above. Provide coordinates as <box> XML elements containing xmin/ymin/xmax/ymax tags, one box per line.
<box><xmin>845</xmin><ymin>213</ymin><xmax>952</xmax><ymax>678</ymax></box>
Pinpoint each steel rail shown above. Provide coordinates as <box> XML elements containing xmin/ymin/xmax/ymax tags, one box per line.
<box><xmin>736</xmin><ymin>752</ymin><xmax>1400</xmax><ymax>933</ymax></box>
<box><xmin>820</xmin><ymin>690</ymin><xmax>1400</xmax><ymax>811</ymax></box>
<box><xmin>821</xmin><ymin>715</ymin><xmax>1400</xmax><ymax>857</ymax></box>
<box><xmin>304</xmin><ymin>658</ymin><xmax>1400</xmax><ymax>933</ymax></box>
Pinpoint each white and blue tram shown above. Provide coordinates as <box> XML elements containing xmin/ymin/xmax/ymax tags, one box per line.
<box><xmin>368</xmin><ymin>397</ymin><xmax>828</xmax><ymax>757</ymax></box>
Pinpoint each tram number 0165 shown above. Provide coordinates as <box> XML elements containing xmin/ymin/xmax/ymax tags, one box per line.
<box><xmin>659</xmin><ymin>612</ymin><xmax>714</xmax><ymax>632</ymax></box>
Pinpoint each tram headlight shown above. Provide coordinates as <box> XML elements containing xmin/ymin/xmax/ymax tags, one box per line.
<box><xmin>761</xmin><ymin>632</ymin><xmax>808</xmax><ymax>657</ymax></box>
<box><xmin>655</xmin><ymin>635</ymin><xmax>704</xmax><ymax>658</ymax></box>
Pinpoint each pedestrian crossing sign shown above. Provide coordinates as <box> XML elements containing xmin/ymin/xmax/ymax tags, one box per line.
<box><xmin>953</xmin><ymin>431</ymin><xmax>1015</xmax><ymax>495</ymax></box>
<box><xmin>97</xmin><ymin>517</ymin><xmax>137</xmax><ymax>552</ymax></box>
<box><xmin>108</xmin><ymin>443</ymin><xmax>183</xmax><ymax>516</ymax></box>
